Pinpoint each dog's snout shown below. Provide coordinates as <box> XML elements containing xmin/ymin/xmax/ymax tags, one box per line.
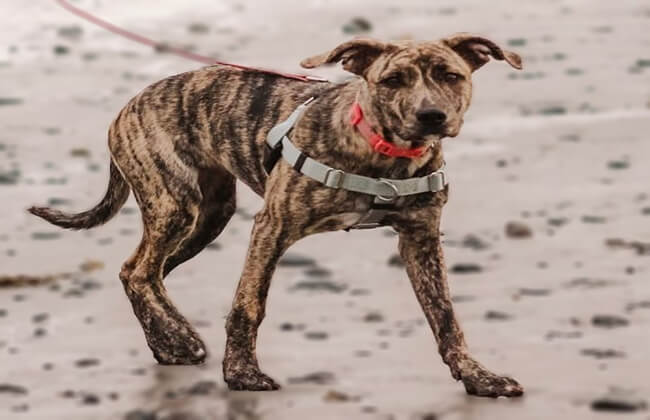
<box><xmin>416</xmin><ymin>108</ymin><xmax>447</xmax><ymax>127</ymax></box>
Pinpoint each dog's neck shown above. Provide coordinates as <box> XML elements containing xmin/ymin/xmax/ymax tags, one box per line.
<box><xmin>337</xmin><ymin>79</ymin><xmax>444</xmax><ymax>178</ymax></box>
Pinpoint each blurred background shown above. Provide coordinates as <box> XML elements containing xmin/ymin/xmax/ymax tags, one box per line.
<box><xmin>1</xmin><ymin>0</ymin><xmax>649</xmax><ymax>419</ymax></box>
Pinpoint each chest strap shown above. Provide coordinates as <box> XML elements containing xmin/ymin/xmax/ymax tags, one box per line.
<box><xmin>264</xmin><ymin>98</ymin><xmax>448</xmax><ymax>227</ymax></box>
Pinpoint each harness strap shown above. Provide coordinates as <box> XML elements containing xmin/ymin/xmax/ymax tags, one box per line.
<box><xmin>280</xmin><ymin>138</ymin><xmax>447</xmax><ymax>200</ymax></box>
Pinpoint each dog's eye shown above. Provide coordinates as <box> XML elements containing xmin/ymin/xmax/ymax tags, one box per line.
<box><xmin>381</xmin><ymin>73</ymin><xmax>405</xmax><ymax>88</ymax></box>
<box><xmin>444</xmin><ymin>72</ymin><xmax>463</xmax><ymax>83</ymax></box>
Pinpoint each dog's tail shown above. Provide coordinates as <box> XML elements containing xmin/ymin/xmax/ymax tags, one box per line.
<box><xmin>28</xmin><ymin>160</ymin><xmax>130</xmax><ymax>230</ymax></box>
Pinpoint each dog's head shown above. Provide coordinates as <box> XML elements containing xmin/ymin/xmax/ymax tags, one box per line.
<box><xmin>301</xmin><ymin>34</ymin><xmax>522</xmax><ymax>146</ymax></box>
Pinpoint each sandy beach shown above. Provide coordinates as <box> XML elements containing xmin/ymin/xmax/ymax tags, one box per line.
<box><xmin>1</xmin><ymin>0</ymin><xmax>650</xmax><ymax>419</ymax></box>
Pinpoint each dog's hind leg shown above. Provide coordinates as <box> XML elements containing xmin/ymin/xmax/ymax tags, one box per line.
<box><xmin>163</xmin><ymin>166</ymin><xmax>236</xmax><ymax>277</ymax></box>
<box><xmin>222</xmin><ymin>203</ymin><xmax>296</xmax><ymax>391</ymax></box>
<box><xmin>119</xmin><ymin>171</ymin><xmax>207</xmax><ymax>365</ymax></box>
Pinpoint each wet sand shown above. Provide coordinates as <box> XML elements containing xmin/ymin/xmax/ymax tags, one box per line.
<box><xmin>1</xmin><ymin>0</ymin><xmax>650</xmax><ymax>419</ymax></box>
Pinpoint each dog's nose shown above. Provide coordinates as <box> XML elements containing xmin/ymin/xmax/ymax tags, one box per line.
<box><xmin>416</xmin><ymin>108</ymin><xmax>447</xmax><ymax>127</ymax></box>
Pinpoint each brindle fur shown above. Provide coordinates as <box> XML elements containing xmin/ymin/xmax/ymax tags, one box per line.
<box><xmin>29</xmin><ymin>34</ymin><xmax>523</xmax><ymax>397</ymax></box>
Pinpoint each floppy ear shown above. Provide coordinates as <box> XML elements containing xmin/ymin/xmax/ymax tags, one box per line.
<box><xmin>300</xmin><ymin>38</ymin><xmax>388</xmax><ymax>77</ymax></box>
<box><xmin>444</xmin><ymin>33</ymin><xmax>523</xmax><ymax>72</ymax></box>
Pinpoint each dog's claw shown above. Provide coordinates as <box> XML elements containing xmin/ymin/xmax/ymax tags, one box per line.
<box><xmin>457</xmin><ymin>359</ymin><xmax>523</xmax><ymax>398</ymax></box>
<box><xmin>225</xmin><ymin>366</ymin><xmax>281</xmax><ymax>391</ymax></box>
<box><xmin>150</xmin><ymin>333</ymin><xmax>207</xmax><ymax>365</ymax></box>
<box><xmin>461</xmin><ymin>371</ymin><xmax>523</xmax><ymax>398</ymax></box>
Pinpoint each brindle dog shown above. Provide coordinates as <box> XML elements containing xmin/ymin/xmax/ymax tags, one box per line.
<box><xmin>29</xmin><ymin>33</ymin><xmax>523</xmax><ymax>397</ymax></box>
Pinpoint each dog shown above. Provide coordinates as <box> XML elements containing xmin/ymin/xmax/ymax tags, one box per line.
<box><xmin>29</xmin><ymin>33</ymin><xmax>523</xmax><ymax>397</ymax></box>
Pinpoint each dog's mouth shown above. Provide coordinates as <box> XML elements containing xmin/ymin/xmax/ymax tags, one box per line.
<box><xmin>388</xmin><ymin>123</ymin><xmax>448</xmax><ymax>143</ymax></box>
<box><xmin>379</xmin><ymin>124</ymin><xmax>447</xmax><ymax>149</ymax></box>
<box><xmin>395</xmin><ymin>131</ymin><xmax>445</xmax><ymax>145</ymax></box>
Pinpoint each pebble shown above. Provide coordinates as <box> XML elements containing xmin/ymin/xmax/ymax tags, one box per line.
<box><xmin>304</xmin><ymin>266</ymin><xmax>332</xmax><ymax>277</ymax></box>
<box><xmin>186</xmin><ymin>380</ymin><xmax>218</xmax><ymax>396</ymax></box>
<box><xmin>79</xmin><ymin>259</ymin><xmax>104</xmax><ymax>272</ymax></box>
<box><xmin>31</xmin><ymin>232</ymin><xmax>61</xmax><ymax>240</ymax></box>
<box><xmin>75</xmin><ymin>358</ymin><xmax>101</xmax><ymax>368</ymax></box>
<box><xmin>279</xmin><ymin>322</ymin><xmax>304</xmax><ymax>331</ymax></box>
<box><xmin>57</xmin><ymin>25</ymin><xmax>83</xmax><ymax>39</ymax></box>
<box><xmin>323</xmin><ymin>389</ymin><xmax>353</xmax><ymax>402</ymax></box>
<box><xmin>581</xmin><ymin>215</ymin><xmax>607</xmax><ymax>224</ymax></box>
<box><xmin>187</xmin><ymin>23</ymin><xmax>210</xmax><ymax>34</ymax></box>
<box><xmin>70</xmin><ymin>148</ymin><xmax>91</xmax><ymax>158</ymax></box>
<box><xmin>545</xmin><ymin>330</ymin><xmax>582</xmax><ymax>340</ymax></box>
<box><xmin>278</xmin><ymin>253</ymin><xmax>316</xmax><ymax>267</ymax></box>
<box><xmin>53</xmin><ymin>45</ymin><xmax>70</xmax><ymax>55</ymax></box>
<box><xmin>591</xmin><ymin>394</ymin><xmax>647</xmax><ymax>412</ymax></box>
<box><xmin>0</xmin><ymin>383</ymin><xmax>28</xmax><ymax>395</ymax></box>
<box><xmin>485</xmin><ymin>310</ymin><xmax>512</xmax><ymax>321</ymax></box>
<box><xmin>607</xmin><ymin>159</ymin><xmax>629</xmax><ymax>170</ymax></box>
<box><xmin>565</xmin><ymin>277</ymin><xmax>614</xmax><ymax>289</ymax></box>
<box><xmin>162</xmin><ymin>411</ymin><xmax>203</xmax><ymax>420</ymax></box>
<box><xmin>125</xmin><ymin>410</ymin><xmax>157</xmax><ymax>420</ymax></box>
<box><xmin>349</xmin><ymin>288</ymin><xmax>371</xmax><ymax>296</ymax></box>
<box><xmin>387</xmin><ymin>254</ymin><xmax>404</xmax><ymax>267</ymax></box>
<box><xmin>63</xmin><ymin>288</ymin><xmax>84</xmax><ymax>298</ymax></box>
<box><xmin>11</xmin><ymin>403</ymin><xmax>29</xmax><ymax>413</ymax></box>
<box><xmin>0</xmin><ymin>98</ymin><xmax>23</xmax><ymax>106</ymax></box>
<box><xmin>363</xmin><ymin>311</ymin><xmax>384</xmax><ymax>323</ymax></box>
<box><xmin>61</xmin><ymin>390</ymin><xmax>76</xmax><ymax>398</ymax></box>
<box><xmin>47</xmin><ymin>197</ymin><xmax>70</xmax><ymax>206</ymax></box>
<box><xmin>625</xmin><ymin>301</ymin><xmax>650</xmax><ymax>312</ymax></box>
<box><xmin>518</xmin><ymin>288</ymin><xmax>551</xmax><ymax>297</ymax></box>
<box><xmin>547</xmin><ymin>217</ymin><xmax>569</xmax><ymax>227</ymax></box>
<box><xmin>539</xmin><ymin>105</ymin><xmax>567</xmax><ymax>115</ymax></box>
<box><xmin>505</xmin><ymin>221</ymin><xmax>532</xmax><ymax>238</ymax></box>
<box><xmin>288</xmin><ymin>371</ymin><xmax>335</xmax><ymax>385</ymax></box>
<box><xmin>508</xmin><ymin>38</ymin><xmax>527</xmax><ymax>47</ymax></box>
<box><xmin>592</xmin><ymin>315</ymin><xmax>629</xmax><ymax>328</ymax></box>
<box><xmin>81</xmin><ymin>279</ymin><xmax>102</xmax><ymax>290</ymax></box>
<box><xmin>81</xmin><ymin>393</ymin><xmax>100</xmax><ymax>405</ymax></box>
<box><xmin>290</xmin><ymin>280</ymin><xmax>346</xmax><ymax>293</ymax></box>
<box><xmin>32</xmin><ymin>313</ymin><xmax>49</xmax><ymax>323</ymax></box>
<box><xmin>581</xmin><ymin>348</ymin><xmax>626</xmax><ymax>359</ymax></box>
<box><xmin>461</xmin><ymin>234</ymin><xmax>489</xmax><ymax>250</ymax></box>
<box><xmin>450</xmin><ymin>263</ymin><xmax>482</xmax><ymax>274</ymax></box>
<box><xmin>342</xmin><ymin>17</ymin><xmax>372</xmax><ymax>34</ymax></box>
<box><xmin>304</xmin><ymin>331</ymin><xmax>329</xmax><ymax>340</ymax></box>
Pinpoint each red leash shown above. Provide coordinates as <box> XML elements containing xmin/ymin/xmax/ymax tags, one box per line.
<box><xmin>55</xmin><ymin>0</ymin><xmax>327</xmax><ymax>83</ymax></box>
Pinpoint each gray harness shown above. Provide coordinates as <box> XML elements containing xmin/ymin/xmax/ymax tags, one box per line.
<box><xmin>264</xmin><ymin>98</ymin><xmax>448</xmax><ymax>230</ymax></box>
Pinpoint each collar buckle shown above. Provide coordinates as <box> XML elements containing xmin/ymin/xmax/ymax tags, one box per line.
<box><xmin>373</xmin><ymin>141</ymin><xmax>393</xmax><ymax>155</ymax></box>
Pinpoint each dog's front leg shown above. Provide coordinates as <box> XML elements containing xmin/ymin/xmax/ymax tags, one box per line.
<box><xmin>223</xmin><ymin>205</ymin><xmax>295</xmax><ymax>391</ymax></box>
<box><xmin>397</xmin><ymin>225</ymin><xmax>523</xmax><ymax>398</ymax></box>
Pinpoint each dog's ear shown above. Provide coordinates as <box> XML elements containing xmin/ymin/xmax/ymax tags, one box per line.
<box><xmin>300</xmin><ymin>38</ymin><xmax>388</xmax><ymax>77</ymax></box>
<box><xmin>444</xmin><ymin>33</ymin><xmax>523</xmax><ymax>72</ymax></box>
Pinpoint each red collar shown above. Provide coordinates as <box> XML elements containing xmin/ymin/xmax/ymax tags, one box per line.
<box><xmin>349</xmin><ymin>102</ymin><xmax>426</xmax><ymax>159</ymax></box>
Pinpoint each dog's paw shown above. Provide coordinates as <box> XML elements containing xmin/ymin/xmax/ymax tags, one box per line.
<box><xmin>150</xmin><ymin>333</ymin><xmax>207</xmax><ymax>365</ymax></box>
<box><xmin>224</xmin><ymin>366</ymin><xmax>281</xmax><ymax>391</ymax></box>
<box><xmin>459</xmin><ymin>360</ymin><xmax>523</xmax><ymax>398</ymax></box>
